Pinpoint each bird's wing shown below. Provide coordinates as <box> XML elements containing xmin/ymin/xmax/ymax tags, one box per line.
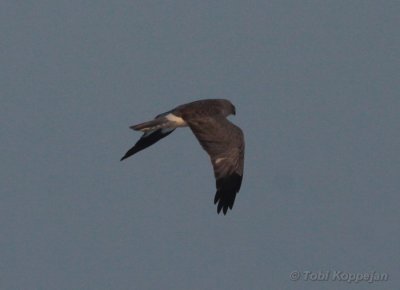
<box><xmin>187</xmin><ymin>116</ymin><xmax>245</xmax><ymax>214</ymax></box>
<box><xmin>120</xmin><ymin>128</ymin><xmax>175</xmax><ymax>161</ymax></box>
<box><xmin>120</xmin><ymin>110</ymin><xmax>180</xmax><ymax>161</ymax></box>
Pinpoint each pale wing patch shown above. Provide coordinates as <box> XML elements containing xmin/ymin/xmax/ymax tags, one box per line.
<box><xmin>165</xmin><ymin>113</ymin><xmax>187</xmax><ymax>127</ymax></box>
<box><xmin>215</xmin><ymin>157</ymin><xmax>227</xmax><ymax>164</ymax></box>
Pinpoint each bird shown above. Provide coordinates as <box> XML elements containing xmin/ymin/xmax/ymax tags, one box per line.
<box><xmin>120</xmin><ymin>99</ymin><xmax>245</xmax><ymax>214</ymax></box>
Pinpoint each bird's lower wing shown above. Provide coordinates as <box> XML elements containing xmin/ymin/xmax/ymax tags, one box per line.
<box><xmin>187</xmin><ymin>116</ymin><xmax>245</xmax><ymax>214</ymax></box>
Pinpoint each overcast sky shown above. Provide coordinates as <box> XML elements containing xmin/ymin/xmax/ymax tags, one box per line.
<box><xmin>1</xmin><ymin>1</ymin><xmax>399</xmax><ymax>289</ymax></box>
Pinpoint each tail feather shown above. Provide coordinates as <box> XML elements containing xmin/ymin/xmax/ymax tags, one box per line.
<box><xmin>130</xmin><ymin>118</ymin><xmax>170</xmax><ymax>132</ymax></box>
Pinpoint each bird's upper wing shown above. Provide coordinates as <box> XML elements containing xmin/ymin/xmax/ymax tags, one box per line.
<box><xmin>120</xmin><ymin>128</ymin><xmax>175</xmax><ymax>161</ymax></box>
<box><xmin>186</xmin><ymin>115</ymin><xmax>245</xmax><ymax>214</ymax></box>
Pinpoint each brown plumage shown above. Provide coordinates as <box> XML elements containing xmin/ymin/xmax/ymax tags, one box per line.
<box><xmin>121</xmin><ymin>99</ymin><xmax>245</xmax><ymax>214</ymax></box>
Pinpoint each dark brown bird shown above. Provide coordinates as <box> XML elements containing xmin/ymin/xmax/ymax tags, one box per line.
<box><xmin>121</xmin><ymin>99</ymin><xmax>245</xmax><ymax>214</ymax></box>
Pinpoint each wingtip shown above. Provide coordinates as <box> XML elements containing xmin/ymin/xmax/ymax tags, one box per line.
<box><xmin>216</xmin><ymin>205</ymin><xmax>228</xmax><ymax>215</ymax></box>
<box><xmin>214</xmin><ymin>173</ymin><xmax>243</xmax><ymax>215</ymax></box>
<box><xmin>215</xmin><ymin>194</ymin><xmax>229</xmax><ymax>215</ymax></box>
<box><xmin>120</xmin><ymin>151</ymin><xmax>135</xmax><ymax>161</ymax></box>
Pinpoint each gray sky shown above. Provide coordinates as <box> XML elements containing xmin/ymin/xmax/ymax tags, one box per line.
<box><xmin>1</xmin><ymin>1</ymin><xmax>399</xmax><ymax>289</ymax></box>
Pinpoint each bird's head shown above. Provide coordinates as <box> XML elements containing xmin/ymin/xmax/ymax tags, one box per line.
<box><xmin>220</xmin><ymin>99</ymin><xmax>236</xmax><ymax>117</ymax></box>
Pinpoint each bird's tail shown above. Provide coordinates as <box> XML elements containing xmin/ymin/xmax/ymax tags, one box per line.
<box><xmin>130</xmin><ymin>118</ymin><xmax>170</xmax><ymax>132</ymax></box>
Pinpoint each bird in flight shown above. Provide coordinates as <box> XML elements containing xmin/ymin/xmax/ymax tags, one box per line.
<box><xmin>121</xmin><ymin>99</ymin><xmax>245</xmax><ymax>214</ymax></box>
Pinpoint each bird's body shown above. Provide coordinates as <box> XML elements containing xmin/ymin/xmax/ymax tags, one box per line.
<box><xmin>121</xmin><ymin>99</ymin><xmax>245</xmax><ymax>214</ymax></box>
